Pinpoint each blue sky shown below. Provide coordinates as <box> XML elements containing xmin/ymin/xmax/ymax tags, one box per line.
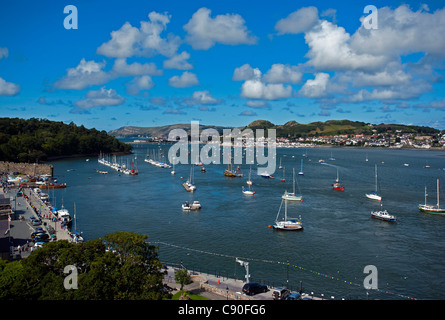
<box><xmin>1</xmin><ymin>0</ymin><xmax>445</xmax><ymax>131</ymax></box>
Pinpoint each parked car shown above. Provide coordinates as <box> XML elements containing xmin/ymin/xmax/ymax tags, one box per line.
<box><xmin>272</xmin><ymin>287</ymin><xmax>291</xmax><ymax>300</ymax></box>
<box><xmin>285</xmin><ymin>292</ymin><xmax>301</xmax><ymax>300</ymax></box>
<box><xmin>242</xmin><ymin>282</ymin><xmax>268</xmax><ymax>296</ymax></box>
<box><xmin>31</xmin><ymin>231</ymin><xmax>46</xmax><ymax>238</ymax></box>
<box><xmin>32</xmin><ymin>219</ymin><xmax>42</xmax><ymax>226</ymax></box>
<box><xmin>34</xmin><ymin>233</ymin><xmax>49</xmax><ymax>241</ymax></box>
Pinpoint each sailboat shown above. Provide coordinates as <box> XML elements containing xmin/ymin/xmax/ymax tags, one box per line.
<box><xmin>419</xmin><ymin>179</ymin><xmax>445</xmax><ymax>214</ymax></box>
<box><xmin>246</xmin><ymin>166</ymin><xmax>253</xmax><ymax>186</ymax></box>
<box><xmin>282</xmin><ymin>168</ymin><xmax>303</xmax><ymax>201</ymax></box>
<box><xmin>371</xmin><ymin>202</ymin><xmax>398</xmax><ymax>222</ymax></box>
<box><xmin>182</xmin><ymin>166</ymin><xmax>196</xmax><ymax>192</ymax></box>
<box><xmin>332</xmin><ymin>168</ymin><xmax>345</xmax><ymax>191</ymax></box>
<box><xmin>224</xmin><ymin>155</ymin><xmax>243</xmax><ymax>177</ymax></box>
<box><xmin>366</xmin><ymin>164</ymin><xmax>381</xmax><ymax>201</ymax></box>
<box><xmin>278</xmin><ymin>157</ymin><xmax>283</xmax><ymax>170</ymax></box>
<box><xmin>328</xmin><ymin>152</ymin><xmax>335</xmax><ymax>161</ymax></box>
<box><xmin>273</xmin><ymin>198</ymin><xmax>303</xmax><ymax>231</ymax></box>
<box><xmin>242</xmin><ymin>167</ymin><xmax>255</xmax><ymax>195</ymax></box>
<box><xmin>281</xmin><ymin>166</ymin><xmax>286</xmax><ymax>182</ymax></box>
<box><xmin>298</xmin><ymin>159</ymin><xmax>304</xmax><ymax>176</ymax></box>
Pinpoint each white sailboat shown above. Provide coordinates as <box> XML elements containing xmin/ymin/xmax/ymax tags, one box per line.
<box><xmin>273</xmin><ymin>198</ymin><xmax>303</xmax><ymax>231</ymax></box>
<box><xmin>419</xmin><ymin>179</ymin><xmax>445</xmax><ymax>214</ymax></box>
<box><xmin>182</xmin><ymin>166</ymin><xmax>196</xmax><ymax>192</ymax></box>
<box><xmin>298</xmin><ymin>159</ymin><xmax>304</xmax><ymax>176</ymax></box>
<box><xmin>246</xmin><ymin>166</ymin><xmax>253</xmax><ymax>185</ymax></box>
<box><xmin>282</xmin><ymin>168</ymin><xmax>303</xmax><ymax>201</ymax></box>
<box><xmin>366</xmin><ymin>164</ymin><xmax>382</xmax><ymax>201</ymax></box>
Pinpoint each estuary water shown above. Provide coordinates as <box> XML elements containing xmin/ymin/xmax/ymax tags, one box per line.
<box><xmin>48</xmin><ymin>145</ymin><xmax>445</xmax><ymax>300</ymax></box>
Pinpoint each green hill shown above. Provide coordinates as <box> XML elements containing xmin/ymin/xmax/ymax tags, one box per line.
<box><xmin>0</xmin><ymin>117</ymin><xmax>132</xmax><ymax>162</ymax></box>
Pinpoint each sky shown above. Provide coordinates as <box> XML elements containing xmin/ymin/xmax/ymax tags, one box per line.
<box><xmin>1</xmin><ymin>0</ymin><xmax>445</xmax><ymax>131</ymax></box>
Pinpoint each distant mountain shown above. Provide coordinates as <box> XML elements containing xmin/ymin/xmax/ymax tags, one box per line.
<box><xmin>108</xmin><ymin>123</ymin><xmax>235</xmax><ymax>139</ymax></box>
<box><xmin>109</xmin><ymin>119</ymin><xmax>440</xmax><ymax>139</ymax></box>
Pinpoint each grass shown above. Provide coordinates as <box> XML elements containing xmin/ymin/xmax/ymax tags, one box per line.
<box><xmin>170</xmin><ymin>290</ymin><xmax>211</xmax><ymax>300</ymax></box>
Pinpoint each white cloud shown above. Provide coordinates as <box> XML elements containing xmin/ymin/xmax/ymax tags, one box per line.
<box><xmin>241</xmin><ymin>79</ymin><xmax>292</xmax><ymax>100</ymax></box>
<box><xmin>232</xmin><ymin>64</ymin><xmax>261</xmax><ymax>81</ymax></box>
<box><xmin>185</xmin><ymin>90</ymin><xmax>222</xmax><ymax>105</ymax></box>
<box><xmin>299</xmin><ymin>73</ymin><xmax>330</xmax><ymax>98</ymax></box>
<box><xmin>53</xmin><ymin>58</ymin><xmax>111</xmax><ymax>90</ymax></box>
<box><xmin>0</xmin><ymin>47</ymin><xmax>8</xmax><ymax>59</ymax></box>
<box><xmin>304</xmin><ymin>20</ymin><xmax>388</xmax><ymax>72</ymax></box>
<box><xmin>163</xmin><ymin>51</ymin><xmax>193</xmax><ymax>70</ymax></box>
<box><xmin>262</xmin><ymin>64</ymin><xmax>303</xmax><ymax>84</ymax></box>
<box><xmin>275</xmin><ymin>7</ymin><xmax>320</xmax><ymax>34</ymax></box>
<box><xmin>168</xmin><ymin>71</ymin><xmax>199</xmax><ymax>88</ymax></box>
<box><xmin>97</xmin><ymin>11</ymin><xmax>181</xmax><ymax>58</ymax></box>
<box><xmin>245</xmin><ymin>100</ymin><xmax>270</xmax><ymax>108</ymax></box>
<box><xmin>126</xmin><ymin>75</ymin><xmax>155</xmax><ymax>96</ymax></box>
<box><xmin>0</xmin><ymin>77</ymin><xmax>20</xmax><ymax>96</ymax></box>
<box><xmin>351</xmin><ymin>5</ymin><xmax>445</xmax><ymax>59</ymax></box>
<box><xmin>112</xmin><ymin>58</ymin><xmax>162</xmax><ymax>76</ymax></box>
<box><xmin>184</xmin><ymin>7</ymin><xmax>257</xmax><ymax>50</ymax></box>
<box><xmin>75</xmin><ymin>87</ymin><xmax>125</xmax><ymax>109</ymax></box>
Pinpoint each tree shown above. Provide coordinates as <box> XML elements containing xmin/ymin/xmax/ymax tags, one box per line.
<box><xmin>175</xmin><ymin>269</ymin><xmax>191</xmax><ymax>290</ymax></box>
<box><xmin>0</xmin><ymin>232</ymin><xmax>167</xmax><ymax>300</ymax></box>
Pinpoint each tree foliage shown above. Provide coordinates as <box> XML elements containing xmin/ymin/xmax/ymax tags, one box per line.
<box><xmin>0</xmin><ymin>117</ymin><xmax>132</xmax><ymax>162</ymax></box>
<box><xmin>0</xmin><ymin>232</ymin><xmax>167</xmax><ymax>300</ymax></box>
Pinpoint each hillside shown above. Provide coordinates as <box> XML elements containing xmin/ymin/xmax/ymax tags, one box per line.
<box><xmin>109</xmin><ymin>119</ymin><xmax>440</xmax><ymax>139</ymax></box>
<box><xmin>0</xmin><ymin>118</ymin><xmax>132</xmax><ymax>162</ymax></box>
<box><xmin>109</xmin><ymin>123</ymin><xmax>235</xmax><ymax>139</ymax></box>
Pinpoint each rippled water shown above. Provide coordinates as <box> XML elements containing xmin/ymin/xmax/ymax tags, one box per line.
<box><xmin>49</xmin><ymin>146</ymin><xmax>445</xmax><ymax>300</ymax></box>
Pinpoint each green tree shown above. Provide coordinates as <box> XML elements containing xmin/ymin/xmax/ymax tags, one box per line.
<box><xmin>175</xmin><ymin>269</ymin><xmax>191</xmax><ymax>290</ymax></box>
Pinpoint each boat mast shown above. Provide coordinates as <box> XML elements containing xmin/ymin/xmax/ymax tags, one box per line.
<box><xmin>293</xmin><ymin>168</ymin><xmax>295</xmax><ymax>194</ymax></box>
<box><xmin>437</xmin><ymin>179</ymin><xmax>440</xmax><ymax>208</ymax></box>
<box><xmin>375</xmin><ymin>164</ymin><xmax>378</xmax><ymax>193</ymax></box>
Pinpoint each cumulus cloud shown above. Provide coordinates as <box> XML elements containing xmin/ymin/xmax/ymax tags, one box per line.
<box><xmin>53</xmin><ymin>58</ymin><xmax>111</xmax><ymax>90</ymax></box>
<box><xmin>275</xmin><ymin>6</ymin><xmax>320</xmax><ymax>34</ymax></box>
<box><xmin>234</xmin><ymin>64</ymin><xmax>297</xmax><ymax>100</ymax></box>
<box><xmin>232</xmin><ymin>64</ymin><xmax>262</xmax><ymax>81</ymax></box>
<box><xmin>299</xmin><ymin>73</ymin><xmax>330</xmax><ymax>98</ymax></box>
<box><xmin>97</xmin><ymin>11</ymin><xmax>180</xmax><ymax>58</ymax></box>
<box><xmin>185</xmin><ymin>90</ymin><xmax>223</xmax><ymax>105</ymax></box>
<box><xmin>163</xmin><ymin>51</ymin><xmax>193</xmax><ymax>70</ymax></box>
<box><xmin>352</xmin><ymin>5</ymin><xmax>445</xmax><ymax>59</ymax></box>
<box><xmin>168</xmin><ymin>71</ymin><xmax>199</xmax><ymax>88</ymax></box>
<box><xmin>126</xmin><ymin>75</ymin><xmax>155</xmax><ymax>95</ymax></box>
<box><xmin>0</xmin><ymin>77</ymin><xmax>20</xmax><ymax>96</ymax></box>
<box><xmin>241</xmin><ymin>80</ymin><xmax>292</xmax><ymax>100</ymax></box>
<box><xmin>262</xmin><ymin>64</ymin><xmax>303</xmax><ymax>84</ymax></box>
<box><xmin>75</xmin><ymin>87</ymin><xmax>125</xmax><ymax>109</ymax></box>
<box><xmin>112</xmin><ymin>58</ymin><xmax>162</xmax><ymax>77</ymax></box>
<box><xmin>184</xmin><ymin>7</ymin><xmax>257</xmax><ymax>50</ymax></box>
<box><xmin>304</xmin><ymin>20</ymin><xmax>388</xmax><ymax>72</ymax></box>
<box><xmin>0</xmin><ymin>47</ymin><xmax>8</xmax><ymax>59</ymax></box>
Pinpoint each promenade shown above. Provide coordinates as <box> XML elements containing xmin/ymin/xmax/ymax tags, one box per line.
<box><xmin>162</xmin><ymin>266</ymin><xmax>320</xmax><ymax>300</ymax></box>
<box><xmin>2</xmin><ymin>185</ymin><xmax>76</xmax><ymax>259</ymax></box>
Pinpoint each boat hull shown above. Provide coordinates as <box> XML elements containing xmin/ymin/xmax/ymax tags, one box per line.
<box><xmin>273</xmin><ymin>223</ymin><xmax>303</xmax><ymax>231</ymax></box>
<box><xmin>371</xmin><ymin>211</ymin><xmax>397</xmax><ymax>222</ymax></box>
<box><xmin>366</xmin><ymin>193</ymin><xmax>382</xmax><ymax>201</ymax></box>
<box><xmin>281</xmin><ymin>194</ymin><xmax>302</xmax><ymax>201</ymax></box>
<box><xmin>419</xmin><ymin>205</ymin><xmax>445</xmax><ymax>215</ymax></box>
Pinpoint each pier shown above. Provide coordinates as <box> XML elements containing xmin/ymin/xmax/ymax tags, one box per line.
<box><xmin>1</xmin><ymin>184</ymin><xmax>78</xmax><ymax>260</ymax></box>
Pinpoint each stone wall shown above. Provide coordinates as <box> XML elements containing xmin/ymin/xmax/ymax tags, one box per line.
<box><xmin>0</xmin><ymin>161</ymin><xmax>53</xmax><ymax>177</ymax></box>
